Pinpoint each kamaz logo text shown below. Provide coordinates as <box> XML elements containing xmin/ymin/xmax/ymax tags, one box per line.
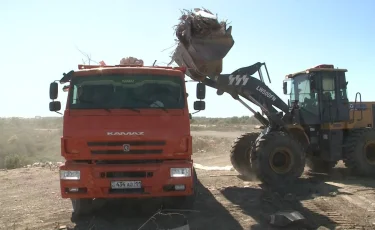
<box><xmin>256</xmin><ymin>86</ymin><xmax>277</xmax><ymax>101</ymax></box>
<box><xmin>107</xmin><ymin>132</ymin><xmax>145</xmax><ymax>136</ymax></box>
<box><xmin>228</xmin><ymin>75</ymin><xmax>249</xmax><ymax>86</ymax></box>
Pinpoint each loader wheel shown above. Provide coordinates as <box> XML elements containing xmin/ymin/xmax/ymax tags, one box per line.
<box><xmin>71</xmin><ymin>198</ymin><xmax>93</xmax><ymax>217</ymax></box>
<box><xmin>251</xmin><ymin>131</ymin><xmax>305</xmax><ymax>186</ymax></box>
<box><xmin>230</xmin><ymin>132</ymin><xmax>260</xmax><ymax>177</ymax></box>
<box><xmin>343</xmin><ymin>128</ymin><xmax>375</xmax><ymax>176</ymax></box>
<box><xmin>306</xmin><ymin>157</ymin><xmax>338</xmax><ymax>173</ymax></box>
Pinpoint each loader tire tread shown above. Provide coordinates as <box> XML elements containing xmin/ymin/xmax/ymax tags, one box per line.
<box><xmin>343</xmin><ymin>128</ymin><xmax>375</xmax><ymax>176</ymax></box>
<box><xmin>251</xmin><ymin>131</ymin><xmax>305</xmax><ymax>187</ymax></box>
<box><xmin>230</xmin><ymin>132</ymin><xmax>260</xmax><ymax>177</ymax></box>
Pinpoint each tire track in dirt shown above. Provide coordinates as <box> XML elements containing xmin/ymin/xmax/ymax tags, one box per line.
<box><xmin>301</xmin><ymin>199</ymin><xmax>363</xmax><ymax>229</ymax></box>
<box><xmin>326</xmin><ymin>181</ymin><xmax>375</xmax><ymax>213</ymax></box>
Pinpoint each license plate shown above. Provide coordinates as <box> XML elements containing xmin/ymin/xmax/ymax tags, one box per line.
<box><xmin>111</xmin><ymin>180</ymin><xmax>142</xmax><ymax>189</ymax></box>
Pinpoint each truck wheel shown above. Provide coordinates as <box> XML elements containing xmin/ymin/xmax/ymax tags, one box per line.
<box><xmin>230</xmin><ymin>132</ymin><xmax>260</xmax><ymax>177</ymax></box>
<box><xmin>251</xmin><ymin>131</ymin><xmax>305</xmax><ymax>187</ymax></box>
<box><xmin>343</xmin><ymin>128</ymin><xmax>375</xmax><ymax>176</ymax></box>
<box><xmin>163</xmin><ymin>168</ymin><xmax>198</xmax><ymax>209</ymax></box>
<box><xmin>307</xmin><ymin>157</ymin><xmax>337</xmax><ymax>173</ymax></box>
<box><xmin>71</xmin><ymin>198</ymin><xmax>93</xmax><ymax>217</ymax></box>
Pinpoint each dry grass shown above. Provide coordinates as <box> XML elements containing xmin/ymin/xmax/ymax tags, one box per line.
<box><xmin>0</xmin><ymin>116</ymin><xmax>253</xmax><ymax>169</ymax></box>
<box><xmin>192</xmin><ymin>136</ymin><xmax>233</xmax><ymax>154</ymax></box>
<box><xmin>0</xmin><ymin>117</ymin><xmax>63</xmax><ymax>169</ymax></box>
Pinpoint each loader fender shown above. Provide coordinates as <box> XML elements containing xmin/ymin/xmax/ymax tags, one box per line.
<box><xmin>287</xmin><ymin>126</ymin><xmax>310</xmax><ymax>151</ymax></box>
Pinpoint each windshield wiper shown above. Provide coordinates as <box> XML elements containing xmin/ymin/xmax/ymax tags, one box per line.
<box><xmin>151</xmin><ymin>103</ymin><xmax>168</xmax><ymax>113</ymax></box>
<box><xmin>128</xmin><ymin>96</ymin><xmax>169</xmax><ymax>113</ymax></box>
<box><xmin>120</xmin><ymin>107</ymin><xmax>141</xmax><ymax>113</ymax></box>
<box><xmin>78</xmin><ymin>99</ymin><xmax>112</xmax><ymax>113</ymax></box>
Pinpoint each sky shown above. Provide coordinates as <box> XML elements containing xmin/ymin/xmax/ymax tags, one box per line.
<box><xmin>1</xmin><ymin>0</ymin><xmax>374</xmax><ymax>118</ymax></box>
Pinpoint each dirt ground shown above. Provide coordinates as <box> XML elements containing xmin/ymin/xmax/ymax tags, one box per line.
<box><xmin>1</xmin><ymin>130</ymin><xmax>375</xmax><ymax>230</ymax></box>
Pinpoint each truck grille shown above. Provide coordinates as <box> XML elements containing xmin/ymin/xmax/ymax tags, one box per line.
<box><xmin>87</xmin><ymin>140</ymin><xmax>165</xmax><ymax>155</ymax></box>
<box><xmin>101</xmin><ymin>171</ymin><xmax>154</xmax><ymax>178</ymax></box>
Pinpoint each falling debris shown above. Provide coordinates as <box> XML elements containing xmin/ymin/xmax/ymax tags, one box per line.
<box><xmin>170</xmin><ymin>8</ymin><xmax>234</xmax><ymax>81</ymax></box>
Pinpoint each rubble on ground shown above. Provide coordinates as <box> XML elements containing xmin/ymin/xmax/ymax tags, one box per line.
<box><xmin>170</xmin><ymin>8</ymin><xmax>234</xmax><ymax>81</ymax></box>
<box><xmin>269</xmin><ymin>210</ymin><xmax>305</xmax><ymax>227</ymax></box>
<box><xmin>26</xmin><ymin>162</ymin><xmax>63</xmax><ymax>169</ymax></box>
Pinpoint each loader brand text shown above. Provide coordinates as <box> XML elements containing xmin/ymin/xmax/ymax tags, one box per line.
<box><xmin>107</xmin><ymin>132</ymin><xmax>145</xmax><ymax>136</ymax></box>
<box><xmin>256</xmin><ymin>86</ymin><xmax>277</xmax><ymax>101</ymax></box>
<box><xmin>228</xmin><ymin>75</ymin><xmax>249</xmax><ymax>86</ymax></box>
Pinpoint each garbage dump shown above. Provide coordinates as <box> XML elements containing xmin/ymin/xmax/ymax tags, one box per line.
<box><xmin>170</xmin><ymin>8</ymin><xmax>235</xmax><ymax>81</ymax></box>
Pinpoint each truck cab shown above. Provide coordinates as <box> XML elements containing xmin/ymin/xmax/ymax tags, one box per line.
<box><xmin>49</xmin><ymin>63</ymin><xmax>205</xmax><ymax>216</ymax></box>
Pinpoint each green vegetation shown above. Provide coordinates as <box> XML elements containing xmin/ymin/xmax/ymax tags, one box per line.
<box><xmin>190</xmin><ymin>116</ymin><xmax>260</xmax><ymax>131</ymax></box>
<box><xmin>191</xmin><ymin>116</ymin><xmax>259</xmax><ymax>125</ymax></box>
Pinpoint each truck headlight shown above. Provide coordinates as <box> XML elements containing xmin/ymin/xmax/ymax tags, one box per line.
<box><xmin>170</xmin><ymin>168</ymin><xmax>191</xmax><ymax>177</ymax></box>
<box><xmin>60</xmin><ymin>170</ymin><xmax>80</xmax><ymax>180</ymax></box>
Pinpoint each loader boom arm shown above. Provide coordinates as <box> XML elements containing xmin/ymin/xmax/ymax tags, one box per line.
<box><xmin>201</xmin><ymin>62</ymin><xmax>291</xmax><ymax>129</ymax></box>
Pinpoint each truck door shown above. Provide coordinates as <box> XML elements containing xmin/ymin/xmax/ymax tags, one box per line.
<box><xmin>319</xmin><ymin>71</ymin><xmax>349</xmax><ymax>123</ymax></box>
<box><xmin>336</xmin><ymin>72</ymin><xmax>350</xmax><ymax>121</ymax></box>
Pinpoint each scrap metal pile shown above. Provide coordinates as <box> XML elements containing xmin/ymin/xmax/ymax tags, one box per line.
<box><xmin>120</xmin><ymin>56</ymin><xmax>144</xmax><ymax>65</ymax></box>
<box><xmin>170</xmin><ymin>8</ymin><xmax>235</xmax><ymax>81</ymax></box>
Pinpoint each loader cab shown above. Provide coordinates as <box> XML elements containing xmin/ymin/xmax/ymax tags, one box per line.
<box><xmin>284</xmin><ymin>64</ymin><xmax>350</xmax><ymax>125</ymax></box>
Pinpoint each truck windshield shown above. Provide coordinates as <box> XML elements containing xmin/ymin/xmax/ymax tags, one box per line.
<box><xmin>68</xmin><ymin>74</ymin><xmax>185</xmax><ymax>110</ymax></box>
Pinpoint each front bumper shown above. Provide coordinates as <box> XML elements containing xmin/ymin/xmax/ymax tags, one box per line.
<box><xmin>59</xmin><ymin>160</ymin><xmax>194</xmax><ymax>199</ymax></box>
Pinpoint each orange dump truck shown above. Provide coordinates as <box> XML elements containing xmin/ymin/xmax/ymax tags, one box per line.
<box><xmin>48</xmin><ymin>63</ymin><xmax>206</xmax><ymax>216</ymax></box>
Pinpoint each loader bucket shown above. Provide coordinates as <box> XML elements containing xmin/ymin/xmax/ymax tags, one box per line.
<box><xmin>172</xmin><ymin>42</ymin><xmax>224</xmax><ymax>81</ymax></box>
<box><xmin>171</xmin><ymin>8</ymin><xmax>235</xmax><ymax>81</ymax></box>
<box><xmin>173</xmin><ymin>27</ymin><xmax>234</xmax><ymax>81</ymax></box>
<box><xmin>186</xmin><ymin>27</ymin><xmax>234</xmax><ymax>62</ymax></box>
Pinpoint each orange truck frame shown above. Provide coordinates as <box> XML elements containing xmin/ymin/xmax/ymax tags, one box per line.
<box><xmin>48</xmin><ymin>63</ymin><xmax>206</xmax><ymax>217</ymax></box>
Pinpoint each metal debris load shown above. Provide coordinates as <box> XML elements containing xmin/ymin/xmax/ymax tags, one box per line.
<box><xmin>120</xmin><ymin>57</ymin><xmax>144</xmax><ymax>65</ymax></box>
<box><xmin>170</xmin><ymin>8</ymin><xmax>235</xmax><ymax>81</ymax></box>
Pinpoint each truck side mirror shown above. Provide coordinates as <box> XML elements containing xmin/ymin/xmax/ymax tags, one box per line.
<box><xmin>49</xmin><ymin>101</ymin><xmax>61</xmax><ymax>112</ymax></box>
<box><xmin>283</xmin><ymin>81</ymin><xmax>288</xmax><ymax>94</ymax></box>
<box><xmin>50</xmin><ymin>82</ymin><xmax>58</xmax><ymax>100</ymax></box>
<box><xmin>194</xmin><ymin>101</ymin><xmax>205</xmax><ymax>111</ymax></box>
<box><xmin>196</xmin><ymin>83</ymin><xmax>206</xmax><ymax>100</ymax></box>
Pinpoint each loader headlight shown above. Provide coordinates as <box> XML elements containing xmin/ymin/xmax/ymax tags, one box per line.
<box><xmin>170</xmin><ymin>168</ymin><xmax>191</xmax><ymax>177</ymax></box>
<box><xmin>60</xmin><ymin>170</ymin><xmax>80</xmax><ymax>180</ymax></box>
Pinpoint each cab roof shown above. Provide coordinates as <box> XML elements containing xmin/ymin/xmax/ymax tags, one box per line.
<box><xmin>285</xmin><ymin>64</ymin><xmax>347</xmax><ymax>79</ymax></box>
<box><xmin>59</xmin><ymin>64</ymin><xmax>187</xmax><ymax>84</ymax></box>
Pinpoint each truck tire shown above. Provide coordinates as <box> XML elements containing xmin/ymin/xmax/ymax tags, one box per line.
<box><xmin>230</xmin><ymin>132</ymin><xmax>260</xmax><ymax>177</ymax></box>
<box><xmin>251</xmin><ymin>131</ymin><xmax>305</xmax><ymax>187</ymax></box>
<box><xmin>343</xmin><ymin>128</ymin><xmax>375</xmax><ymax>176</ymax></box>
<box><xmin>306</xmin><ymin>157</ymin><xmax>337</xmax><ymax>173</ymax></box>
<box><xmin>71</xmin><ymin>198</ymin><xmax>93</xmax><ymax>217</ymax></box>
<box><xmin>163</xmin><ymin>168</ymin><xmax>198</xmax><ymax>209</ymax></box>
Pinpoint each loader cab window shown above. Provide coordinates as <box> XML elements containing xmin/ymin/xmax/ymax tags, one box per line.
<box><xmin>290</xmin><ymin>74</ymin><xmax>318</xmax><ymax>114</ymax></box>
<box><xmin>340</xmin><ymin>88</ymin><xmax>348</xmax><ymax>100</ymax></box>
<box><xmin>321</xmin><ymin>72</ymin><xmax>336</xmax><ymax>100</ymax></box>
